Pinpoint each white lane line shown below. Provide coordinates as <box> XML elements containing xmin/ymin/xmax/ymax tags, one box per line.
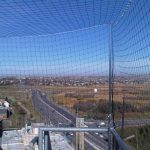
<box><xmin>85</xmin><ymin>133</ymin><xmax>107</xmax><ymax>150</ymax></box>
<box><xmin>36</xmin><ymin>92</ymin><xmax>106</xmax><ymax>150</ymax></box>
<box><xmin>37</xmin><ymin>93</ymin><xmax>71</xmax><ymax>123</ymax></box>
<box><xmin>84</xmin><ymin>138</ymin><xmax>104</xmax><ymax>150</ymax></box>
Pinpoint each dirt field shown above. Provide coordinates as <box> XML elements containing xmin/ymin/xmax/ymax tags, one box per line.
<box><xmin>38</xmin><ymin>83</ymin><xmax>150</xmax><ymax>120</ymax></box>
<box><xmin>1</xmin><ymin>82</ymin><xmax>150</xmax><ymax>122</ymax></box>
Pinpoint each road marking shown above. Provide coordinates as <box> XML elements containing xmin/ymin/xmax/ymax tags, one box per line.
<box><xmin>85</xmin><ymin>133</ymin><xmax>107</xmax><ymax>149</ymax></box>
<box><xmin>37</xmin><ymin>92</ymin><xmax>71</xmax><ymax>123</ymax></box>
<box><xmin>84</xmin><ymin>138</ymin><xmax>104</xmax><ymax>150</ymax></box>
<box><xmin>34</xmin><ymin>91</ymin><xmax>107</xmax><ymax>150</ymax></box>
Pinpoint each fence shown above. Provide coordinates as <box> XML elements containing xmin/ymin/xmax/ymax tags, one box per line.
<box><xmin>0</xmin><ymin>0</ymin><xmax>149</xmax><ymax>149</ymax></box>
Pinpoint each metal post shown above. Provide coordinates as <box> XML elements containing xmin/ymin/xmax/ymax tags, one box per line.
<box><xmin>39</xmin><ymin>127</ymin><xmax>108</xmax><ymax>149</ymax></box>
<box><xmin>40</xmin><ymin>127</ymin><xmax>108</xmax><ymax>132</ymax></box>
<box><xmin>136</xmin><ymin>130</ymin><xmax>138</xmax><ymax>150</ymax></box>
<box><xmin>44</xmin><ymin>131</ymin><xmax>51</xmax><ymax>150</ymax></box>
<box><xmin>108</xmin><ymin>24</ymin><xmax>113</xmax><ymax>119</ymax></box>
<box><xmin>39</xmin><ymin>129</ymin><xmax>43</xmax><ymax>150</ymax></box>
<box><xmin>115</xmin><ymin>140</ymin><xmax>119</xmax><ymax>150</ymax></box>
<box><xmin>0</xmin><ymin>121</ymin><xmax>3</xmax><ymax>147</ymax></box>
<box><xmin>76</xmin><ymin>118</ymin><xmax>85</xmax><ymax>150</ymax></box>
<box><xmin>110</xmin><ymin>129</ymin><xmax>130</xmax><ymax>150</ymax></box>
<box><xmin>108</xmin><ymin>24</ymin><xmax>114</xmax><ymax>150</ymax></box>
<box><xmin>121</xmin><ymin>96</ymin><xmax>125</xmax><ymax>137</ymax></box>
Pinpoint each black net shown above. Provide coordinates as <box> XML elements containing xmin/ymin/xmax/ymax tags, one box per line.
<box><xmin>0</xmin><ymin>0</ymin><xmax>150</xmax><ymax>149</ymax></box>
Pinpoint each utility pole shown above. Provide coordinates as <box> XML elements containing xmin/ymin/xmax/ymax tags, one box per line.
<box><xmin>121</xmin><ymin>89</ymin><xmax>127</xmax><ymax>137</ymax></box>
<box><xmin>136</xmin><ymin>130</ymin><xmax>138</xmax><ymax>150</ymax></box>
<box><xmin>121</xmin><ymin>95</ymin><xmax>125</xmax><ymax>137</ymax></box>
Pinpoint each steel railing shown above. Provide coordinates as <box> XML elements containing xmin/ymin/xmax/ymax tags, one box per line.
<box><xmin>38</xmin><ymin>127</ymin><xmax>130</xmax><ymax>150</ymax></box>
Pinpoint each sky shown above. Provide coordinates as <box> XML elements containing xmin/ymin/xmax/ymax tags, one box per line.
<box><xmin>113</xmin><ymin>0</ymin><xmax>150</xmax><ymax>76</ymax></box>
<box><xmin>0</xmin><ymin>25</ymin><xmax>109</xmax><ymax>76</ymax></box>
<box><xmin>0</xmin><ymin>0</ymin><xmax>149</xmax><ymax>76</ymax></box>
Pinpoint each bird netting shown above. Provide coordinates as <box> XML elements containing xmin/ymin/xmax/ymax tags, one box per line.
<box><xmin>0</xmin><ymin>0</ymin><xmax>150</xmax><ymax>149</ymax></box>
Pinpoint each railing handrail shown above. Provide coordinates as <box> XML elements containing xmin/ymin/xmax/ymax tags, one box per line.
<box><xmin>110</xmin><ymin>128</ymin><xmax>130</xmax><ymax>150</ymax></box>
<box><xmin>39</xmin><ymin>127</ymin><xmax>108</xmax><ymax>132</ymax></box>
<box><xmin>38</xmin><ymin>127</ymin><xmax>131</xmax><ymax>150</ymax></box>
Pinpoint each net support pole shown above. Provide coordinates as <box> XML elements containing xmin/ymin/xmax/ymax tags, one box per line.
<box><xmin>108</xmin><ymin>24</ymin><xmax>114</xmax><ymax>150</ymax></box>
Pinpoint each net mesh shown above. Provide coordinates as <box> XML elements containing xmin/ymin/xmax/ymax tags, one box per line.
<box><xmin>113</xmin><ymin>0</ymin><xmax>150</xmax><ymax>122</ymax></box>
<box><xmin>113</xmin><ymin>0</ymin><xmax>150</xmax><ymax>147</ymax></box>
<box><xmin>0</xmin><ymin>0</ymin><xmax>150</xmax><ymax>149</ymax></box>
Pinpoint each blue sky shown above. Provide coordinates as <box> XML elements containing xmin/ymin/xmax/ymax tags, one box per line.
<box><xmin>113</xmin><ymin>0</ymin><xmax>150</xmax><ymax>76</ymax></box>
<box><xmin>0</xmin><ymin>0</ymin><xmax>149</xmax><ymax>76</ymax></box>
<box><xmin>0</xmin><ymin>25</ymin><xmax>109</xmax><ymax>76</ymax></box>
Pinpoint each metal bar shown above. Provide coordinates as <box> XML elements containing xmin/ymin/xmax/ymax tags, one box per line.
<box><xmin>39</xmin><ymin>127</ymin><xmax>130</xmax><ymax>150</ymax></box>
<box><xmin>44</xmin><ymin>131</ymin><xmax>52</xmax><ymax>150</ymax></box>
<box><xmin>111</xmin><ymin>27</ymin><xmax>115</xmax><ymax>127</ymax></box>
<box><xmin>39</xmin><ymin>127</ymin><xmax>108</xmax><ymax>132</ymax></box>
<box><xmin>44</xmin><ymin>132</ymin><xmax>48</xmax><ymax>150</ymax></box>
<box><xmin>39</xmin><ymin>129</ymin><xmax>43</xmax><ymax>150</ymax></box>
<box><xmin>121</xmin><ymin>95</ymin><xmax>125</xmax><ymax>137</ymax></box>
<box><xmin>115</xmin><ymin>140</ymin><xmax>119</xmax><ymax>150</ymax></box>
<box><xmin>108</xmin><ymin>23</ymin><xmax>113</xmax><ymax>150</ymax></box>
<box><xmin>108</xmin><ymin>24</ymin><xmax>113</xmax><ymax>125</ymax></box>
<box><xmin>110</xmin><ymin>129</ymin><xmax>130</xmax><ymax>150</ymax></box>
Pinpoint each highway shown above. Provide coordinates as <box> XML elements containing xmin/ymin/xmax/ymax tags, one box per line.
<box><xmin>85</xmin><ymin>119</ymin><xmax>150</xmax><ymax>128</ymax></box>
<box><xmin>31</xmin><ymin>89</ymin><xmax>150</xmax><ymax>150</ymax></box>
<box><xmin>31</xmin><ymin>90</ymin><xmax>108</xmax><ymax>150</ymax></box>
<box><xmin>115</xmin><ymin>119</ymin><xmax>150</xmax><ymax>127</ymax></box>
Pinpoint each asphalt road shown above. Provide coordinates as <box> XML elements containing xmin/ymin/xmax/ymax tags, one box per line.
<box><xmin>31</xmin><ymin>90</ymin><xmax>108</xmax><ymax>150</ymax></box>
<box><xmin>115</xmin><ymin>119</ymin><xmax>150</xmax><ymax>127</ymax></box>
<box><xmin>31</xmin><ymin>89</ymin><xmax>150</xmax><ymax>150</ymax></box>
<box><xmin>85</xmin><ymin>118</ymin><xmax>150</xmax><ymax>128</ymax></box>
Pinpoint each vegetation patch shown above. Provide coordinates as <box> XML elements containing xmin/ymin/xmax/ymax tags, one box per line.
<box><xmin>3</xmin><ymin>98</ymin><xmax>26</xmax><ymax>129</ymax></box>
<box><xmin>0</xmin><ymin>86</ymin><xmax>42</xmax><ymax>129</ymax></box>
<box><xmin>117</xmin><ymin>125</ymin><xmax>150</xmax><ymax>150</ymax></box>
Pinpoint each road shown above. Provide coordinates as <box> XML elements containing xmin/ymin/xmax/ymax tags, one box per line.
<box><xmin>85</xmin><ymin>118</ymin><xmax>150</xmax><ymax>128</ymax></box>
<box><xmin>115</xmin><ymin>119</ymin><xmax>150</xmax><ymax>127</ymax></box>
<box><xmin>31</xmin><ymin>89</ymin><xmax>150</xmax><ymax>150</ymax></box>
<box><xmin>31</xmin><ymin>90</ymin><xmax>108</xmax><ymax>150</ymax></box>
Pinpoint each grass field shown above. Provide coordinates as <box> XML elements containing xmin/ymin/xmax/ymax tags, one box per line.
<box><xmin>0</xmin><ymin>81</ymin><xmax>150</xmax><ymax>150</ymax></box>
<box><xmin>38</xmin><ymin>83</ymin><xmax>150</xmax><ymax>120</ymax></box>
<box><xmin>1</xmin><ymin>82</ymin><xmax>150</xmax><ymax>128</ymax></box>
<box><xmin>0</xmin><ymin>85</ymin><xmax>42</xmax><ymax>129</ymax></box>
<box><xmin>117</xmin><ymin>125</ymin><xmax>150</xmax><ymax>150</ymax></box>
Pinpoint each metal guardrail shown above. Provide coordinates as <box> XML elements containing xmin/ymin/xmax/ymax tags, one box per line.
<box><xmin>38</xmin><ymin>127</ymin><xmax>130</xmax><ymax>150</ymax></box>
<box><xmin>39</xmin><ymin>127</ymin><xmax>108</xmax><ymax>132</ymax></box>
<box><xmin>110</xmin><ymin>128</ymin><xmax>130</xmax><ymax>150</ymax></box>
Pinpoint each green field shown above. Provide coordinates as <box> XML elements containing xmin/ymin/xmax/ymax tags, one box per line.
<box><xmin>117</xmin><ymin>125</ymin><xmax>150</xmax><ymax>150</ymax></box>
<box><xmin>0</xmin><ymin>85</ymin><xmax>42</xmax><ymax>129</ymax></box>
